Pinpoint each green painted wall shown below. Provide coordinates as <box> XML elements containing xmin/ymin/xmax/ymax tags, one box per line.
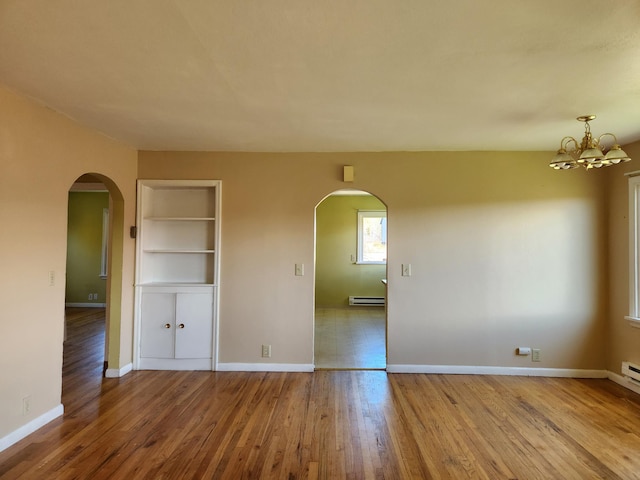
<box><xmin>315</xmin><ymin>194</ymin><xmax>386</xmax><ymax>307</ymax></box>
<box><xmin>66</xmin><ymin>192</ymin><xmax>109</xmax><ymax>304</ymax></box>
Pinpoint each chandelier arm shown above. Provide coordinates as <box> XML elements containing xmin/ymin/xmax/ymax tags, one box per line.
<box><xmin>560</xmin><ymin>136</ymin><xmax>579</xmax><ymax>152</ymax></box>
<box><xmin>597</xmin><ymin>133</ymin><xmax>619</xmax><ymax>146</ymax></box>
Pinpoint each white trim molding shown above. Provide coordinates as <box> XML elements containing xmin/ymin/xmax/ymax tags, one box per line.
<box><xmin>105</xmin><ymin>363</ymin><xmax>132</xmax><ymax>378</ymax></box>
<box><xmin>608</xmin><ymin>371</ymin><xmax>640</xmax><ymax>395</ymax></box>
<box><xmin>624</xmin><ymin>316</ymin><xmax>640</xmax><ymax>328</ymax></box>
<box><xmin>65</xmin><ymin>302</ymin><xmax>107</xmax><ymax>308</ymax></box>
<box><xmin>628</xmin><ymin>176</ymin><xmax>640</xmax><ymax>323</ymax></box>
<box><xmin>0</xmin><ymin>404</ymin><xmax>63</xmax><ymax>453</ymax></box>
<box><xmin>217</xmin><ymin>363</ymin><xmax>315</xmax><ymax>373</ymax></box>
<box><xmin>385</xmin><ymin>364</ymin><xmax>609</xmax><ymax>378</ymax></box>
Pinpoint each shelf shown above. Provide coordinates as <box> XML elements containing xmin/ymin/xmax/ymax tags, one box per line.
<box><xmin>137</xmin><ymin>282</ymin><xmax>216</xmax><ymax>287</ymax></box>
<box><xmin>144</xmin><ymin>249</ymin><xmax>215</xmax><ymax>254</ymax></box>
<box><xmin>136</xmin><ymin>180</ymin><xmax>219</xmax><ymax>286</ymax></box>
<box><xmin>145</xmin><ymin>217</ymin><xmax>215</xmax><ymax>221</ymax></box>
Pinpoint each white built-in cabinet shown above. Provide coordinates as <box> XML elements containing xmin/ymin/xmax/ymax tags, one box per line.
<box><xmin>134</xmin><ymin>180</ymin><xmax>220</xmax><ymax>370</ymax></box>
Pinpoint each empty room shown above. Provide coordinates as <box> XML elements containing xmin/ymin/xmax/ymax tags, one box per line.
<box><xmin>2</xmin><ymin>1</ymin><xmax>640</xmax><ymax>478</ymax></box>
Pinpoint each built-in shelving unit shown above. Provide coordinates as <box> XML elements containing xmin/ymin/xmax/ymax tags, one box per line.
<box><xmin>134</xmin><ymin>180</ymin><xmax>221</xmax><ymax>370</ymax></box>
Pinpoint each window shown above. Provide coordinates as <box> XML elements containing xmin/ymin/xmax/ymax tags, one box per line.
<box><xmin>357</xmin><ymin>210</ymin><xmax>387</xmax><ymax>264</ymax></box>
<box><xmin>100</xmin><ymin>208</ymin><xmax>109</xmax><ymax>279</ymax></box>
<box><xmin>627</xmin><ymin>175</ymin><xmax>640</xmax><ymax>327</ymax></box>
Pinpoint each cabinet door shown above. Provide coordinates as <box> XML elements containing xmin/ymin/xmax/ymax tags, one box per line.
<box><xmin>175</xmin><ymin>293</ymin><xmax>213</xmax><ymax>359</ymax></box>
<box><xmin>140</xmin><ymin>292</ymin><xmax>175</xmax><ymax>358</ymax></box>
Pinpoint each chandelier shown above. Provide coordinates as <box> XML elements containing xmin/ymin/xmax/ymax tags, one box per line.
<box><xmin>549</xmin><ymin>115</ymin><xmax>631</xmax><ymax>170</ymax></box>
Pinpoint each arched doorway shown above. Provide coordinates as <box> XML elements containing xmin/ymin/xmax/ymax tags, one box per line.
<box><xmin>64</xmin><ymin>173</ymin><xmax>126</xmax><ymax>379</ymax></box>
<box><xmin>65</xmin><ymin>175</ymin><xmax>110</xmax><ymax>378</ymax></box>
<box><xmin>314</xmin><ymin>189</ymin><xmax>388</xmax><ymax>369</ymax></box>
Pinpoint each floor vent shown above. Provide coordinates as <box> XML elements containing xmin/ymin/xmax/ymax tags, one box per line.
<box><xmin>348</xmin><ymin>296</ymin><xmax>385</xmax><ymax>306</ymax></box>
<box><xmin>622</xmin><ymin>361</ymin><xmax>640</xmax><ymax>383</ymax></box>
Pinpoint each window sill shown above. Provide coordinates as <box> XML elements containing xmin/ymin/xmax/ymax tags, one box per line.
<box><xmin>624</xmin><ymin>316</ymin><xmax>640</xmax><ymax>328</ymax></box>
<box><xmin>355</xmin><ymin>262</ymin><xmax>387</xmax><ymax>265</ymax></box>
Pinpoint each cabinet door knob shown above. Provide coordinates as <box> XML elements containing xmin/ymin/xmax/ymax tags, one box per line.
<box><xmin>178</xmin><ymin>323</ymin><xmax>185</xmax><ymax>329</ymax></box>
<box><xmin>164</xmin><ymin>323</ymin><xmax>171</xmax><ymax>329</ymax></box>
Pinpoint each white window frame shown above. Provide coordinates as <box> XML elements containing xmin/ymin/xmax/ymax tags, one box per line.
<box><xmin>626</xmin><ymin>174</ymin><xmax>640</xmax><ymax>328</ymax></box>
<box><xmin>100</xmin><ymin>208</ymin><xmax>109</xmax><ymax>279</ymax></box>
<box><xmin>357</xmin><ymin>210</ymin><xmax>387</xmax><ymax>265</ymax></box>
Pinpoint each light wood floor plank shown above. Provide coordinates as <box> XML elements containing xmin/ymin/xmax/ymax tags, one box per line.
<box><xmin>2</xmin><ymin>308</ymin><xmax>640</xmax><ymax>479</ymax></box>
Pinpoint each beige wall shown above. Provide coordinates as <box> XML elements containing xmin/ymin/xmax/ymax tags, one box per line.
<box><xmin>316</xmin><ymin>194</ymin><xmax>387</xmax><ymax>307</ymax></box>
<box><xmin>0</xmin><ymin>84</ymin><xmax>137</xmax><ymax>440</ymax></box>
<box><xmin>606</xmin><ymin>140</ymin><xmax>640</xmax><ymax>374</ymax></box>
<box><xmin>3</xmin><ymin>79</ymin><xmax>628</xmax><ymax>444</ymax></box>
<box><xmin>139</xmin><ymin>151</ymin><xmax>608</xmax><ymax>369</ymax></box>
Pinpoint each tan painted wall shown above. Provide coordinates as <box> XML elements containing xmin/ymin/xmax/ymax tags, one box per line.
<box><xmin>316</xmin><ymin>195</ymin><xmax>386</xmax><ymax>307</ymax></box>
<box><xmin>0</xmin><ymin>84</ymin><xmax>137</xmax><ymax>440</ymax></box>
<box><xmin>1</xmin><ymin>79</ymin><xmax>623</xmax><ymax>443</ymax></box>
<box><xmin>139</xmin><ymin>151</ymin><xmax>608</xmax><ymax>369</ymax></box>
<box><xmin>605</xmin><ymin>140</ymin><xmax>640</xmax><ymax>374</ymax></box>
<box><xmin>66</xmin><ymin>192</ymin><xmax>109</xmax><ymax>304</ymax></box>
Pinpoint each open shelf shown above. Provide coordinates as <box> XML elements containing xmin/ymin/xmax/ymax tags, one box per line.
<box><xmin>145</xmin><ymin>217</ymin><xmax>215</xmax><ymax>221</ymax></box>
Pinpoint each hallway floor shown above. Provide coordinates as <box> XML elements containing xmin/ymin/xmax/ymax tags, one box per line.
<box><xmin>314</xmin><ymin>307</ymin><xmax>386</xmax><ymax>369</ymax></box>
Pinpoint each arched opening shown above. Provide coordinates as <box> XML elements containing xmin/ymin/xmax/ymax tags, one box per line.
<box><xmin>64</xmin><ymin>173</ymin><xmax>126</xmax><ymax>393</ymax></box>
<box><xmin>314</xmin><ymin>189</ymin><xmax>388</xmax><ymax>369</ymax></box>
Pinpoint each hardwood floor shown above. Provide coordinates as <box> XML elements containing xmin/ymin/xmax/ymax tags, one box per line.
<box><xmin>2</xmin><ymin>308</ymin><xmax>640</xmax><ymax>479</ymax></box>
<box><xmin>314</xmin><ymin>307</ymin><xmax>386</xmax><ymax>369</ymax></box>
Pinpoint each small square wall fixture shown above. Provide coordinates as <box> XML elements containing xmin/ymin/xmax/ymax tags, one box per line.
<box><xmin>343</xmin><ymin>165</ymin><xmax>354</xmax><ymax>182</ymax></box>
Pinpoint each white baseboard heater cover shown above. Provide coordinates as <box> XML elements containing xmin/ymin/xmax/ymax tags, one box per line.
<box><xmin>622</xmin><ymin>361</ymin><xmax>640</xmax><ymax>383</ymax></box>
<box><xmin>349</xmin><ymin>296</ymin><xmax>385</xmax><ymax>306</ymax></box>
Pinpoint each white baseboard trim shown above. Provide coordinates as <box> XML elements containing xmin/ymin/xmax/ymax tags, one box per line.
<box><xmin>607</xmin><ymin>371</ymin><xmax>640</xmax><ymax>395</ymax></box>
<box><xmin>385</xmin><ymin>364</ymin><xmax>609</xmax><ymax>378</ymax></box>
<box><xmin>217</xmin><ymin>363</ymin><xmax>315</xmax><ymax>372</ymax></box>
<box><xmin>105</xmin><ymin>363</ymin><xmax>133</xmax><ymax>378</ymax></box>
<box><xmin>0</xmin><ymin>404</ymin><xmax>64</xmax><ymax>453</ymax></box>
<box><xmin>65</xmin><ymin>302</ymin><xmax>106</xmax><ymax>308</ymax></box>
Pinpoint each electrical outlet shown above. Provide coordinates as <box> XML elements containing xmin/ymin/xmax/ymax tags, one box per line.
<box><xmin>532</xmin><ymin>349</ymin><xmax>541</xmax><ymax>362</ymax></box>
<box><xmin>23</xmin><ymin>396</ymin><xmax>31</xmax><ymax>415</ymax></box>
<box><xmin>262</xmin><ymin>344</ymin><xmax>272</xmax><ymax>358</ymax></box>
<box><xmin>93</xmin><ymin>293</ymin><xmax>98</xmax><ymax>300</ymax></box>
<box><xmin>48</xmin><ymin>270</ymin><xmax>55</xmax><ymax>286</ymax></box>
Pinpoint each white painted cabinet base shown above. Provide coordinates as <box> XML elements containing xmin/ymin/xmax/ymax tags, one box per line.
<box><xmin>138</xmin><ymin>357</ymin><xmax>214</xmax><ymax>370</ymax></box>
<box><xmin>138</xmin><ymin>286</ymin><xmax>215</xmax><ymax>370</ymax></box>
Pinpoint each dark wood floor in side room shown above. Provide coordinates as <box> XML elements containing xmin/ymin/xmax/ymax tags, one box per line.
<box><xmin>2</xmin><ymin>309</ymin><xmax>640</xmax><ymax>479</ymax></box>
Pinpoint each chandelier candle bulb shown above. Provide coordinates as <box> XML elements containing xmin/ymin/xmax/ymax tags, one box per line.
<box><xmin>549</xmin><ymin>115</ymin><xmax>632</xmax><ymax>171</ymax></box>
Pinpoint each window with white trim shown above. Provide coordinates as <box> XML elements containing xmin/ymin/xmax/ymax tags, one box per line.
<box><xmin>100</xmin><ymin>207</ymin><xmax>109</xmax><ymax>279</ymax></box>
<box><xmin>627</xmin><ymin>175</ymin><xmax>640</xmax><ymax>327</ymax></box>
<box><xmin>357</xmin><ymin>210</ymin><xmax>387</xmax><ymax>264</ymax></box>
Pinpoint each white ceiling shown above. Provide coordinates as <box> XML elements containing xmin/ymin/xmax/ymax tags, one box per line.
<box><xmin>1</xmin><ymin>0</ymin><xmax>640</xmax><ymax>152</ymax></box>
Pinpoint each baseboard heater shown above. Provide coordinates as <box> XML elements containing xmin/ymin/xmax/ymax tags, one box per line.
<box><xmin>348</xmin><ymin>296</ymin><xmax>385</xmax><ymax>306</ymax></box>
<box><xmin>622</xmin><ymin>361</ymin><xmax>640</xmax><ymax>383</ymax></box>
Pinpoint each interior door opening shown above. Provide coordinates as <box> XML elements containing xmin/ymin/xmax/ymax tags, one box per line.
<box><xmin>65</xmin><ymin>175</ymin><xmax>110</xmax><ymax>377</ymax></box>
<box><xmin>63</xmin><ymin>172</ymin><xmax>128</xmax><ymax>384</ymax></box>
<box><xmin>314</xmin><ymin>189</ymin><xmax>388</xmax><ymax>370</ymax></box>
